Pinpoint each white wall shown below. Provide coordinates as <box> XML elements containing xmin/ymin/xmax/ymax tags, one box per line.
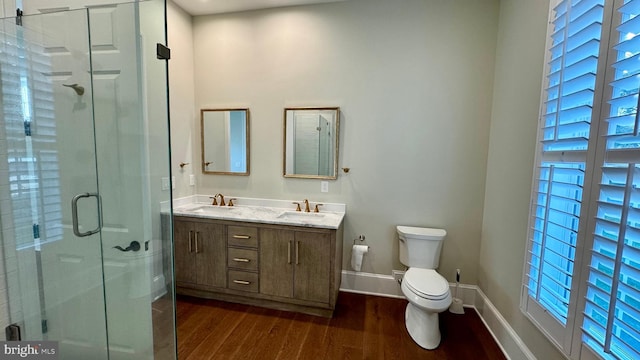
<box><xmin>479</xmin><ymin>0</ymin><xmax>565</xmax><ymax>358</ymax></box>
<box><xmin>187</xmin><ymin>0</ymin><xmax>500</xmax><ymax>281</ymax></box>
<box><xmin>0</xmin><ymin>0</ymin><xmax>15</xmax><ymax>18</ymax></box>
<box><xmin>168</xmin><ymin>0</ymin><xmax>196</xmax><ymax>198</ymax></box>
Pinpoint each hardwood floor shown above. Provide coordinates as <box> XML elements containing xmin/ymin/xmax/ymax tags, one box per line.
<box><xmin>175</xmin><ymin>292</ymin><xmax>506</xmax><ymax>360</ymax></box>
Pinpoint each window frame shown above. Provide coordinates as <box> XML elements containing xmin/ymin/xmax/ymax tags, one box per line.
<box><xmin>521</xmin><ymin>0</ymin><xmax>617</xmax><ymax>357</ymax></box>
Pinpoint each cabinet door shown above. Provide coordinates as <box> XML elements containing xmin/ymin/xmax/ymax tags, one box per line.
<box><xmin>195</xmin><ymin>222</ymin><xmax>226</xmax><ymax>288</ymax></box>
<box><xmin>294</xmin><ymin>231</ymin><xmax>331</xmax><ymax>303</ymax></box>
<box><xmin>259</xmin><ymin>228</ymin><xmax>294</xmax><ymax>298</ymax></box>
<box><xmin>173</xmin><ymin>219</ymin><xmax>196</xmax><ymax>284</ymax></box>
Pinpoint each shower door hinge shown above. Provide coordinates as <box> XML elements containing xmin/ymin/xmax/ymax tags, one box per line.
<box><xmin>24</xmin><ymin>121</ymin><xmax>31</xmax><ymax>136</ymax></box>
<box><xmin>16</xmin><ymin>8</ymin><xmax>23</xmax><ymax>26</ymax></box>
<box><xmin>33</xmin><ymin>224</ymin><xmax>40</xmax><ymax>239</ymax></box>
<box><xmin>156</xmin><ymin>43</ymin><xmax>171</xmax><ymax>60</ymax></box>
<box><xmin>41</xmin><ymin>319</ymin><xmax>48</xmax><ymax>334</ymax></box>
<box><xmin>5</xmin><ymin>324</ymin><xmax>21</xmax><ymax>340</ymax></box>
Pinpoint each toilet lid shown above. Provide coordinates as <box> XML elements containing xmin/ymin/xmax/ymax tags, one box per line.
<box><xmin>404</xmin><ymin>268</ymin><xmax>449</xmax><ymax>300</ymax></box>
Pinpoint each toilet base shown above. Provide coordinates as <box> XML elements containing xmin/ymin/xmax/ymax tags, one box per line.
<box><xmin>404</xmin><ymin>302</ymin><xmax>442</xmax><ymax>350</ymax></box>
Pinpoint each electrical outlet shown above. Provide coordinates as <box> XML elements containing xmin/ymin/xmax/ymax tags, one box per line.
<box><xmin>171</xmin><ymin>176</ymin><xmax>175</xmax><ymax>189</ymax></box>
<box><xmin>392</xmin><ymin>270</ymin><xmax>405</xmax><ymax>284</ymax></box>
<box><xmin>161</xmin><ymin>177</ymin><xmax>169</xmax><ymax>191</ymax></box>
<box><xmin>321</xmin><ymin>181</ymin><xmax>329</xmax><ymax>193</ymax></box>
<box><xmin>189</xmin><ymin>174</ymin><xmax>195</xmax><ymax>186</ymax></box>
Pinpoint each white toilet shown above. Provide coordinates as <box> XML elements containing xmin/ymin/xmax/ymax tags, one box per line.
<box><xmin>397</xmin><ymin>225</ymin><xmax>452</xmax><ymax>350</ymax></box>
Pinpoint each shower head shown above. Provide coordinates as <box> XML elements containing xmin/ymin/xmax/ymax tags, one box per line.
<box><xmin>63</xmin><ymin>83</ymin><xmax>85</xmax><ymax>96</ymax></box>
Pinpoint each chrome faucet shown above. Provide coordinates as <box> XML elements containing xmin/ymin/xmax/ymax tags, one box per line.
<box><xmin>303</xmin><ymin>199</ymin><xmax>310</xmax><ymax>212</ymax></box>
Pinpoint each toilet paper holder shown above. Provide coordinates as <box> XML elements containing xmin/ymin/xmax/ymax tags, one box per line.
<box><xmin>354</xmin><ymin>234</ymin><xmax>367</xmax><ymax>245</ymax></box>
<box><xmin>351</xmin><ymin>235</ymin><xmax>369</xmax><ymax>271</ymax></box>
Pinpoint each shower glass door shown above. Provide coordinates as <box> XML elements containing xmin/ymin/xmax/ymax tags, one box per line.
<box><xmin>0</xmin><ymin>8</ymin><xmax>110</xmax><ymax>358</ymax></box>
<box><xmin>0</xmin><ymin>2</ymin><xmax>176</xmax><ymax>359</ymax></box>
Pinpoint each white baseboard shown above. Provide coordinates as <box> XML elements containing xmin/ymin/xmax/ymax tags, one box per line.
<box><xmin>474</xmin><ymin>287</ymin><xmax>535</xmax><ymax>360</ymax></box>
<box><xmin>340</xmin><ymin>270</ymin><xmax>477</xmax><ymax>304</ymax></box>
<box><xmin>340</xmin><ymin>270</ymin><xmax>404</xmax><ymax>298</ymax></box>
<box><xmin>339</xmin><ymin>270</ymin><xmax>534</xmax><ymax>360</ymax></box>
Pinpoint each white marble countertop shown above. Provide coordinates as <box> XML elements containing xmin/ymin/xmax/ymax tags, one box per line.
<box><xmin>170</xmin><ymin>195</ymin><xmax>346</xmax><ymax>229</ymax></box>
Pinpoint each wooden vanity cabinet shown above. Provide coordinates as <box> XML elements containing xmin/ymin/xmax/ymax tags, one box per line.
<box><xmin>227</xmin><ymin>226</ymin><xmax>259</xmax><ymax>293</ymax></box>
<box><xmin>174</xmin><ymin>215</ymin><xmax>343</xmax><ymax>317</ymax></box>
<box><xmin>294</xmin><ymin>231</ymin><xmax>332</xmax><ymax>303</ymax></box>
<box><xmin>173</xmin><ymin>217</ymin><xmax>226</xmax><ymax>288</ymax></box>
<box><xmin>259</xmin><ymin>229</ymin><xmax>331</xmax><ymax>304</ymax></box>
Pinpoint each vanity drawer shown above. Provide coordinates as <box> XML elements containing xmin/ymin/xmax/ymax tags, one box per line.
<box><xmin>227</xmin><ymin>248</ymin><xmax>258</xmax><ymax>271</ymax></box>
<box><xmin>227</xmin><ymin>226</ymin><xmax>258</xmax><ymax>248</ymax></box>
<box><xmin>228</xmin><ymin>270</ymin><xmax>258</xmax><ymax>293</ymax></box>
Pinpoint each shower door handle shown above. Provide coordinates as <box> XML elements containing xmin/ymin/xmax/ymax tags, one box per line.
<box><xmin>72</xmin><ymin>192</ymin><xmax>103</xmax><ymax>237</ymax></box>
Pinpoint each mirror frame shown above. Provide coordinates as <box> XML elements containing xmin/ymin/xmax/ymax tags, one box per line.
<box><xmin>283</xmin><ymin>107</ymin><xmax>340</xmax><ymax>180</ymax></box>
<box><xmin>201</xmin><ymin>108</ymin><xmax>250</xmax><ymax>176</ymax></box>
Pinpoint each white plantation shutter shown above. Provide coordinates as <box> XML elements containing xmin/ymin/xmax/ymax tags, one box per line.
<box><xmin>526</xmin><ymin>0</ymin><xmax>640</xmax><ymax>358</ymax></box>
<box><xmin>543</xmin><ymin>0</ymin><xmax>603</xmax><ymax>153</ymax></box>
<box><xmin>582</xmin><ymin>0</ymin><xmax>640</xmax><ymax>358</ymax></box>
<box><xmin>528</xmin><ymin>162</ymin><xmax>585</xmax><ymax>323</ymax></box>
<box><xmin>0</xmin><ymin>19</ymin><xmax>62</xmax><ymax>250</ymax></box>
<box><xmin>523</xmin><ymin>0</ymin><xmax>605</xmax><ymax>351</ymax></box>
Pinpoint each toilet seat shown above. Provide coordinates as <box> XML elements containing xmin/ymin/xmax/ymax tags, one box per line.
<box><xmin>403</xmin><ymin>268</ymin><xmax>449</xmax><ymax>300</ymax></box>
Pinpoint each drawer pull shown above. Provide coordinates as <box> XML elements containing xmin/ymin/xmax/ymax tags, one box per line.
<box><xmin>232</xmin><ymin>234</ymin><xmax>251</xmax><ymax>239</ymax></box>
<box><xmin>232</xmin><ymin>258</ymin><xmax>250</xmax><ymax>263</ymax></box>
<box><xmin>233</xmin><ymin>280</ymin><xmax>251</xmax><ymax>285</ymax></box>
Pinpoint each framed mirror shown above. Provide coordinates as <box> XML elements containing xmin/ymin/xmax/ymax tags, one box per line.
<box><xmin>284</xmin><ymin>107</ymin><xmax>340</xmax><ymax>179</ymax></box>
<box><xmin>201</xmin><ymin>108</ymin><xmax>250</xmax><ymax>175</ymax></box>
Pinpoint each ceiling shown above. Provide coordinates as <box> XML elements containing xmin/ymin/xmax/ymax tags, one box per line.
<box><xmin>172</xmin><ymin>0</ymin><xmax>348</xmax><ymax>16</ymax></box>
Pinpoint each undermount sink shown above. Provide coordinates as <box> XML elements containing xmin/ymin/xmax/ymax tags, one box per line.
<box><xmin>277</xmin><ymin>211</ymin><xmax>325</xmax><ymax>220</ymax></box>
<box><xmin>188</xmin><ymin>205</ymin><xmax>236</xmax><ymax>214</ymax></box>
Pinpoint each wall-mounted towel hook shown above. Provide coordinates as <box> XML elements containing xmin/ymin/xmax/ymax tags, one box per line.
<box><xmin>63</xmin><ymin>83</ymin><xmax>85</xmax><ymax>96</ymax></box>
<box><xmin>342</xmin><ymin>167</ymin><xmax>350</xmax><ymax>173</ymax></box>
<box><xmin>179</xmin><ymin>162</ymin><xmax>189</xmax><ymax>168</ymax></box>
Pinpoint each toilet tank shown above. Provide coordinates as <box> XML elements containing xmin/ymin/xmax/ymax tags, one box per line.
<box><xmin>397</xmin><ymin>226</ymin><xmax>446</xmax><ymax>269</ymax></box>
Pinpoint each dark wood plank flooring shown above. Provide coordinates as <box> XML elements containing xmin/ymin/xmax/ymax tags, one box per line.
<box><xmin>175</xmin><ymin>292</ymin><xmax>506</xmax><ymax>360</ymax></box>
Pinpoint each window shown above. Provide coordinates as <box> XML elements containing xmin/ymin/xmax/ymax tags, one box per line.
<box><xmin>581</xmin><ymin>1</ymin><xmax>640</xmax><ymax>358</ymax></box>
<box><xmin>523</xmin><ymin>0</ymin><xmax>640</xmax><ymax>359</ymax></box>
<box><xmin>0</xmin><ymin>17</ymin><xmax>62</xmax><ymax>250</ymax></box>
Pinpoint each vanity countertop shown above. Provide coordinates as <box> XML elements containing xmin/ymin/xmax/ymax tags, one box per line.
<box><xmin>171</xmin><ymin>195</ymin><xmax>345</xmax><ymax>229</ymax></box>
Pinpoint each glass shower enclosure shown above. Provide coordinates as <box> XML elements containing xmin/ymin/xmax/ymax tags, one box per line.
<box><xmin>0</xmin><ymin>1</ymin><xmax>176</xmax><ymax>359</ymax></box>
